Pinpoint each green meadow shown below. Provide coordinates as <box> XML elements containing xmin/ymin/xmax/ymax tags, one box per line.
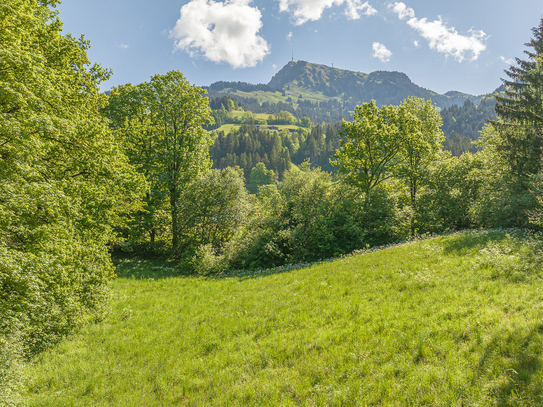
<box><xmin>213</xmin><ymin>123</ymin><xmax>301</xmax><ymax>134</ymax></box>
<box><xmin>213</xmin><ymin>85</ymin><xmax>343</xmax><ymax>106</ymax></box>
<box><xmin>23</xmin><ymin>229</ymin><xmax>543</xmax><ymax>406</ymax></box>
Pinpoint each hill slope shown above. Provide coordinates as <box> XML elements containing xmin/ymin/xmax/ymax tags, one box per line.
<box><xmin>269</xmin><ymin>61</ymin><xmax>483</xmax><ymax>109</ymax></box>
<box><xmin>25</xmin><ymin>230</ymin><xmax>543</xmax><ymax>406</ymax></box>
<box><xmin>209</xmin><ymin>61</ymin><xmax>485</xmax><ymax>110</ymax></box>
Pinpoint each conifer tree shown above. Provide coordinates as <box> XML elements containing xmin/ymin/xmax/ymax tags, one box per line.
<box><xmin>491</xmin><ymin>18</ymin><xmax>543</xmax><ymax>178</ymax></box>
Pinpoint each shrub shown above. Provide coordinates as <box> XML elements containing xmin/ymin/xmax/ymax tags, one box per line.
<box><xmin>222</xmin><ymin>165</ymin><xmax>404</xmax><ymax>270</ymax></box>
<box><xmin>0</xmin><ymin>330</ymin><xmax>25</xmax><ymax>407</ymax></box>
<box><xmin>189</xmin><ymin>244</ymin><xmax>228</xmax><ymax>276</ymax></box>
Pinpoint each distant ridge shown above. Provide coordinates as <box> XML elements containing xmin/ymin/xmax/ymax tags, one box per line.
<box><xmin>267</xmin><ymin>61</ymin><xmax>483</xmax><ymax>109</ymax></box>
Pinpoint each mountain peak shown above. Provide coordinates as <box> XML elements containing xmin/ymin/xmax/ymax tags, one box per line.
<box><xmin>267</xmin><ymin>61</ymin><xmax>480</xmax><ymax>108</ymax></box>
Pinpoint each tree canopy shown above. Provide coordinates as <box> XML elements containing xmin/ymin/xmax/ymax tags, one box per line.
<box><xmin>1</xmin><ymin>0</ymin><xmax>145</xmax><ymax>363</ymax></box>
<box><xmin>104</xmin><ymin>71</ymin><xmax>214</xmax><ymax>253</ymax></box>
<box><xmin>331</xmin><ymin>101</ymin><xmax>404</xmax><ymax>194</ymax></box>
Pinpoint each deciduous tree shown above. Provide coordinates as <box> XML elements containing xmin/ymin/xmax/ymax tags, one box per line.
<box><xmin>331</xmin><ymin>100</ymin><xmax>404</xmax><ymax>194</ymax></box>
<box><xmin>0</xmin><ymin>0</ymin><xmax>145</xmax><ymax>369</ymax></box>
<box><xmin>395</xmin><ymin>97</ymin><xmax>444</xmax><ymax>204</ymax></box>
<box><xmin>104</xmin><ymin>72</ymin><xmax>214</xmax><ymax>252</ymax></box>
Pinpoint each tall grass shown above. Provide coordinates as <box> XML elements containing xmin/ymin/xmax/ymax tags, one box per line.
<box><xmin>24</xmin><ymin>230</ymin><xmax>543</xmax><ymax>406</ymax></box>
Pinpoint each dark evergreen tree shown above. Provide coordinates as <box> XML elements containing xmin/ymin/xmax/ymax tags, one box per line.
<box><xmin>491</xmin><ymin>18</ymin><xmax>543</xmax><ymax>179</ymax></box>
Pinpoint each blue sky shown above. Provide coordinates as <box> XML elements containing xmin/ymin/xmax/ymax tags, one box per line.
<box><xmin>57</xmin><ymin>0</ymin><xmax>543</xmax><ymax>96</ymax></box>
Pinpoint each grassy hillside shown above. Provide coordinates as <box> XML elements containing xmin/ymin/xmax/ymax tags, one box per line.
<box><xmin>213</xmin><ymin>123</ymin><xmax>302</xmax><ymax>134</ymax></box>
<box><xmin>210</xmin><ymin>109</ymin><xmax>305</xmax><ymax>134</ymax></box>
<box><xmin>24</xmin><ymin>230</ymin><xmax>543</xmax><ymax>406</ymax></box>
<box><xmin>212</xmin><ymin>85</ymin><xmax>340</xmax><ymax>106</ymax></box>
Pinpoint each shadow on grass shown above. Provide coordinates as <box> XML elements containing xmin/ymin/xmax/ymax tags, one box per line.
<box><xmin>440</xmin><ymin>230</ymin><xmax>508</xmax><ymax>256</ymax></box>
<box><xmin>476</xmin><ymin>323</ymin><xmax>543</xmax><ymax>405</ymax></box>
<box><xmin>112</xmin><ymin>253</ymin><xmax>184</xmax><ymax>280</ymax></box>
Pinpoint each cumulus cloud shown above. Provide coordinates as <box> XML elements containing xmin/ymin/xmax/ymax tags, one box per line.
<box><xmin>120</xmin><ymin>44</ymin><xmax>129</xmax><ymax>49</ymax></box>
<box><xmin>344</xmin><ymin>0</ymin><xmax>377</xmax><ymax>20</ymax></box>
<box><xmin>287</xmin><ymin>31</ymin><xmax>293</xmax><ymax>43</ymax></box>
<box><xmin>413</xmin><ymin>40</ymin><xmax>419</xmax><ymax>47</ymax></box>
<box><xmin>391</xmin><ymin>2</ymin><xmax>414</xmax><ymax>20</ymax></box>
<box><xmin>278</xmin><ymin>0</ymin><xmax>376</xmax><ymax>25</ymax></box>
<box><xmin>372</xmin><ymin>42</ymin><xmax>392</xmax><ymax>62</ymax></box>
<box><xmin>170</xmin><ymin>0</ymin><xmax>270</xmax><ymax>69</ymax></box>
<box><xmin>391</xmin><ymin>2</ymin><xmax>487</xmax><ymax>62</ymax></box>
<box><xmin>500</xmin><ymin>56</ymin><xmax>515</xmax><ymax>65</ymax></box>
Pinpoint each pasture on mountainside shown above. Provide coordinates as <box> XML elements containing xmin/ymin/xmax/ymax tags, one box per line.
<box><xmin>24</xmin><ymin>230</ymin><xmax>543</xmax><ymax>406</ymax></box>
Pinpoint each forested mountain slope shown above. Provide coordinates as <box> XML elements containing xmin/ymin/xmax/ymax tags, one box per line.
<box><xmin>207</xmin><ymin>61</ymin><xmax>486</xmax><ymax>112</ymax></box>
<box><xmin>268</xmin><ymin>61</ymin><xmax>482</xmax><ymax>109</ymax></box>
<box><xmin>206</xmin><ymin>61</ymin><xmax>499</xmax><ymax>153</ymax></box>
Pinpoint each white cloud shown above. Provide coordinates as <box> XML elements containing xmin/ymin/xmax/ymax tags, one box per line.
<box><xmin>413</xmin><ymin>40</ymin><xmax>419</xmax><ymax>47</ymax></box>
<box><xmin>391</xmin><ymin>2</ymin><xmax>487</xmax><ymax>62</ymax></box>
<box><xmin>500</xmin><ymin>56</ymin><xmax>515</xmax><ymax>65</ymax></box>
<box><xmin>344</xmin><ymin>0</ymin><xmax>377</xmax><ymax>20</ymax></box>
<box><xmin>390</xmin><ymin>2</ymin><xmax>414</xmax><ymax>20</ymax></box>
<box><xmin>120</xmin><ymin>44</ymin><xmax>129</xmax><ymax>49</ymax></box>
<box><xmin>170</xmin><ymin>0</ymin><xmax>270</xmax><ymax>69</ymax></box>
<box><xmin>278</xmin><ymin>0</ymin><xmax>376</xmax><ymax>25</ymax></box>
<box><xmin>273</xmin><ymin>64</ymin><xmax>277</xmax><ymax>69</ymax></box>
<box><xmin>287</xmin><ymin>31</ymin><xmax>293</xmax><ymax>42</ymax></box>
<box><xmin>372</xmin><ymin>42</ymin><xmax>392</xmax><ymax>62</ymax></box>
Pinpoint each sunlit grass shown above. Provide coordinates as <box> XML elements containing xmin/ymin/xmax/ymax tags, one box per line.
<box><xmin>25</xmin><ymin>230</ymin><xmax>543</xmax><ymax>406</ymax></box>
<box><xmin>214</xmin><ymin>87</ymin><xmax>342</xmax><ymax>105</ymax></box>
<box><xmin>213</xmin><ymin>123</ymin><xmax>302</xmax><ymax>134</ymax></box>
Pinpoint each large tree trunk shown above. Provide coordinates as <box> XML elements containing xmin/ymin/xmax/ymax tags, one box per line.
<box><xmin>170</xmin><ymin>185</ymin><xmax>179</xmax><ymax>253</ymax></box>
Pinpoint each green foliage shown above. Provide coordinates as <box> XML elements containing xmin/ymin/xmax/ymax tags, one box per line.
<box><xmin>0</xmin><ymin>0</ymin><xmax>146</xmax><ymax>401</ymax></box>
<box><xmin>333</xmin><ymin>98</ymin><xmax>443</xmax><ymax>203</ymax></box>
<box><xmin>414</xmin><ymin>152</ymin><xmax>484</xmax><ymax>232</ymax></box>
<box><xmin>332</xmin><ymin>101</ymin><xmax>404</xmax><ymax>194</ymax></box>
<box><xmin>145</xmin><ymin>72</ymin><xmax>214</xmax><ymax>251</ymax></box>
<box><xmin>0</xmin><ymin>0</ymin><xmax>144</xmax><ymax>350</ymax></box>
<box><xmin>268</xmin><ymin>110</ymin><xmax>297</xmax><ymax>125</ymax></box>
<box><xmin>209</xmin><ymin>95</ymin><xmax>240</xmax><ymax>112</ymax></box>
<box><xmin>224</xmin><ymin>164</ymin><xmax>405</xmax><ymax>270</ymax></box>
<box><xmin>491</xmin><ymin>19</ymin><xmax>543</xmax><ymax>179</ymax></box>
<box><xmin>472</xmin><ymin>125</ymin><xmax>540</xmax><ymax>228</ymax></box>
<box><xmin>176</xmin><ymin>167</ymin><xmax>249</xmax><ymax>271</ymax></box>
<box><xmin>248</xmin><ymin>162</ymin><xmax>276</xmax><ymax>194</ymax></box>
<box><xmin>394</xmin><ymin>97</ymin><xmax>444</xmax><ymax>204</ymax></box>
<box><xmin>211</xmin><ymin>125</ymin><xmax>293</xmax><ymax>181</ymax></box>
<box><xmin>188</xmin><ymin>243</ymin><xmax>228</xmax><ymax>276</ymax></box>
<box><xmin>103</xmin><ymin>83</ymin><xmax>168</xmax><ymax>249</ymax></box>
<box><xmin>299</xmin><ymin>116</ymin><xmax>311</xmax><ymax>128</ymax></box>
<box><xmin>441</xmin><ymin>97</ymin><xmax>497</xmax><ymax>155</ymax></box>
<box><xmin>104</xmin><ymin>72</ymin><xmax>214</xmax><ymax>252</ymax></box>
<box><xmin>0</xmin><ymin>331</ymin><xmax>24</xmax><ymax>407</ymax></box>
<box><xmin>211</xmin><ymin>122</ymin><xmax>342</xmax><ymax>183</ymax></box>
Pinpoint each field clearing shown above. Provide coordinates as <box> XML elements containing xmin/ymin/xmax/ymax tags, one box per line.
<box><xmin>228</xmin><ymin>111</ymin><xmax>271</xmax><ymax>120</ymax></box>
<box><xmin>214</xmin><ymin>87</ymin><xmax>342</xmax><ymax>105</ymax></box>
<box><xmin>212</xmin><ymin>123</ymin><xmax>302</xmax><ymax>134</ymax></box>
<box><xmin>24</xmin><ymin>230</ymin><xmax>543</xmax><ymax>406</ymax></box>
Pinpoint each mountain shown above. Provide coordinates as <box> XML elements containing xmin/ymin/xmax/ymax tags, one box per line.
<box><xmin>206</xmin><ymin>61</ymin><xmax>499</xmax><ymax>148</ymax></box>
<box><xmin>267</xmin><ymin>61</ymin><xmax>483</xmax><ymax>109</ymax></box>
